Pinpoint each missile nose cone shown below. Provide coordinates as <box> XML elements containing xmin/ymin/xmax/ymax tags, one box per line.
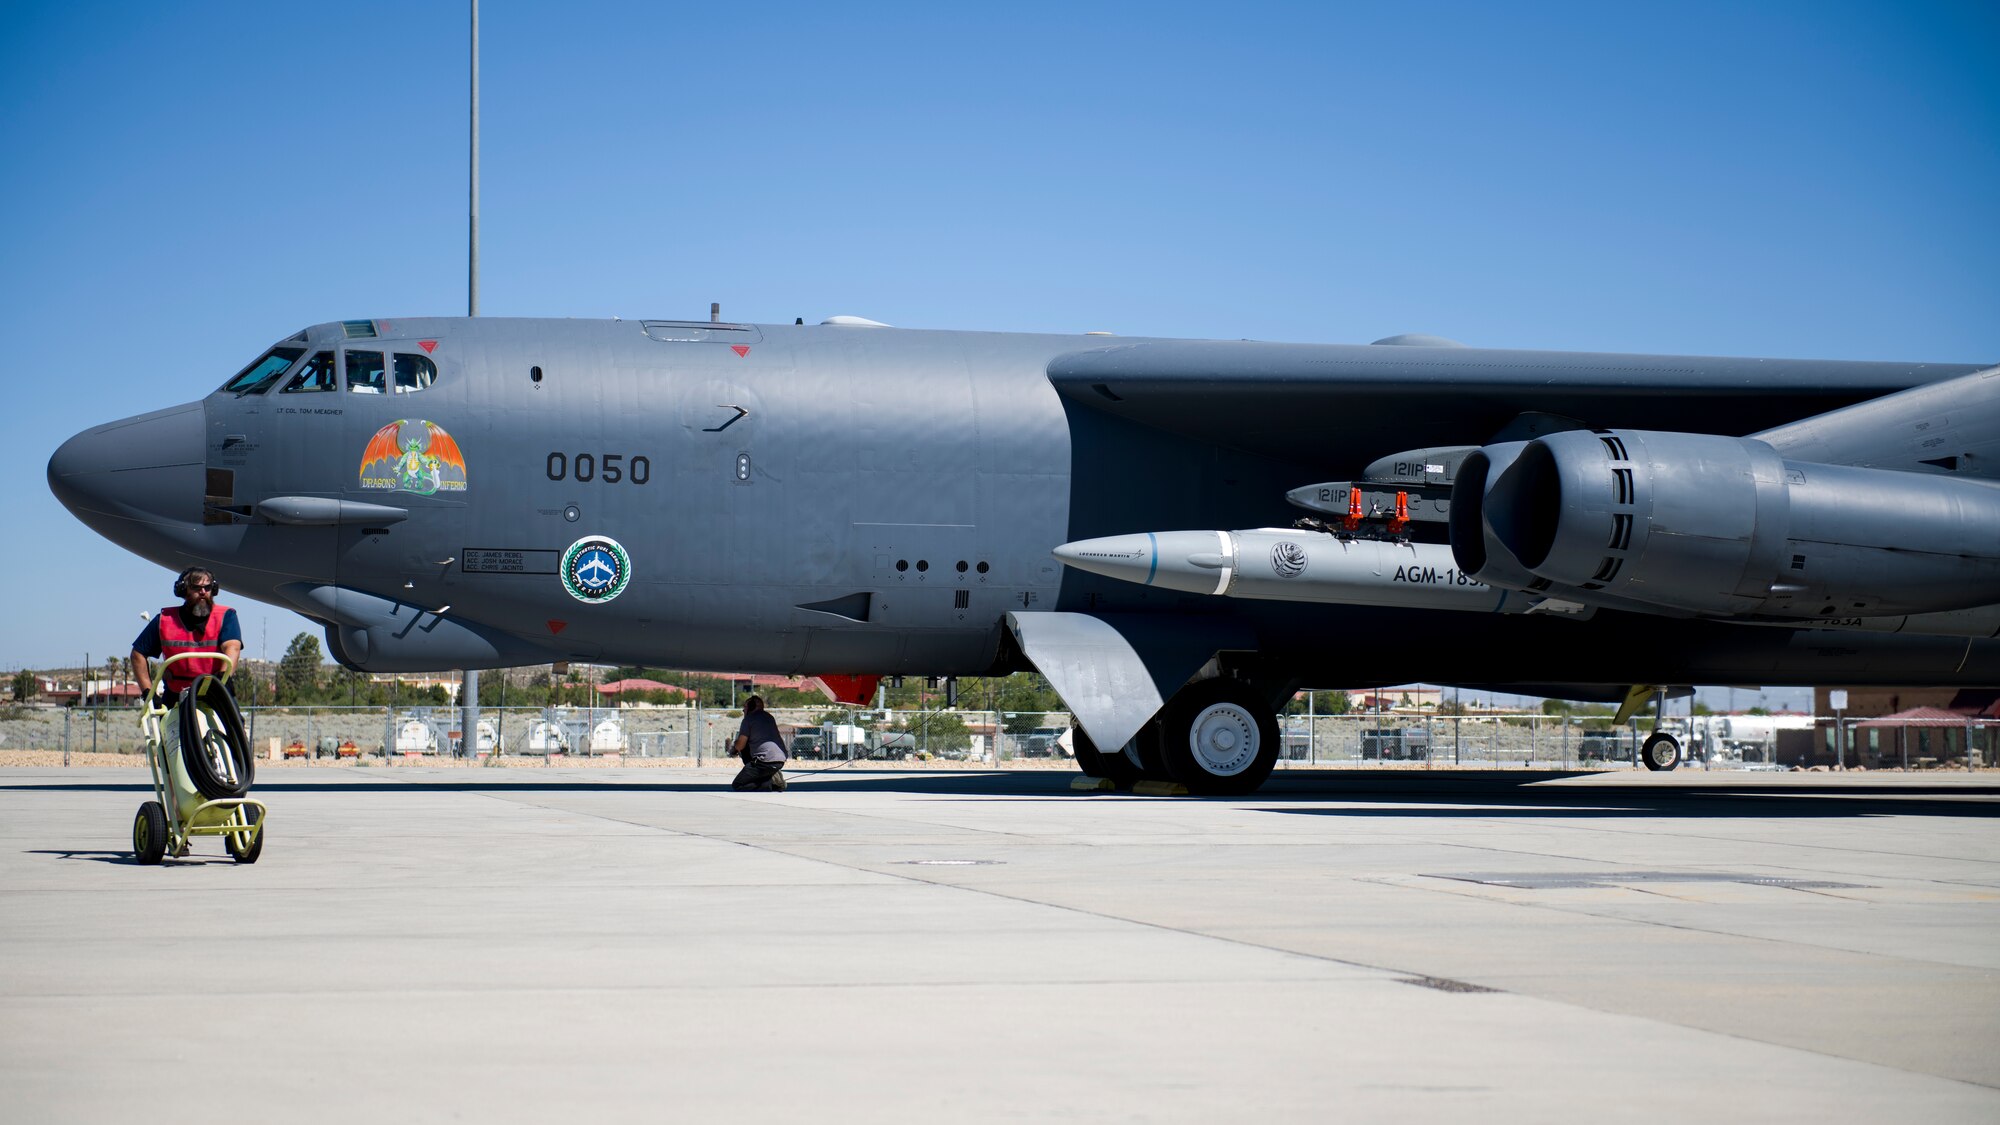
<box><xmin>1054</xmin><ymin>530</ymin><xmax>1234</xmax><ymax>595</ymax></box>
<box><xmin>1052</xmin><ymin>534</ymin><xmax>1150</xmax><ymax>568</ymax></box>
<box><xmin>48</xmin><ymin>402</ymin><xmax>205</xmax><ymax>529</ymax></box>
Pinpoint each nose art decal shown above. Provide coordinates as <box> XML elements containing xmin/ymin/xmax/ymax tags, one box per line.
<box><xmin>359</xmin><ymin>419</ymin><xmax>468</xmax><ymax>495</ymax></box>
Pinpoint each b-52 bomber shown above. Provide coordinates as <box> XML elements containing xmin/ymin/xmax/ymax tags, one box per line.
<box><xmin>49</xmin><ymin>316</ymin><xmax>2000</xmax><ymax>794</ymax></box>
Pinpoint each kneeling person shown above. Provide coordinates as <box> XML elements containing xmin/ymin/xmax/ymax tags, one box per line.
<box><xmin>730</xmin><ymin>695</ymin><xmax>788</xmax><ymax>791</ymax></box>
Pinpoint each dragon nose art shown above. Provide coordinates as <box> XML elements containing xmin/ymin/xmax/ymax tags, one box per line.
<box><xmin>47</xmin><ymin>402</ymin><xmax>206</xmax><ymax>530</ymax></box>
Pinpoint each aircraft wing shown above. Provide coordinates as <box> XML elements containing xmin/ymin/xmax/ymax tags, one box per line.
<box><xmin>1051</xmin><ymin>341</ymin><xmax>2000</xmax><ymax>630</ymax></box>
<box><xmin>1047</xmin><ymin>340</ymin><xmax>1984</xmax><ymax>463</ymax></box>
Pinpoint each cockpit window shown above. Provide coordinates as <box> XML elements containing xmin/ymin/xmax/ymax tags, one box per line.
<box><xmin>280</xmin><ymin>351</ymin><xmax>338</xmax><ymax>393</ymax></box>
<box><xmin>218</xmin><ymin>346</ymin><xmax>306</xmax><ymax>395</ymax></box>
<box><xmin>346</xmin><ymin>350</ymin><xmax>386</xmax><ymax>393</ymax></box>
<box><xmin>393</xmin><ymin>353</ymin><xmax>437</xmax><ymax>393</ymax></box>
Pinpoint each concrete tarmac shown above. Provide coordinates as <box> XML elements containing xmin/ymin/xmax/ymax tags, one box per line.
<box><xmin>2</xmin><ymin>766</ymin><xmax>1997</xmax><ymax>1122</ymax></box>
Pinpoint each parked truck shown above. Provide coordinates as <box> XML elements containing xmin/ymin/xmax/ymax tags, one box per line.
<box><xmin>1360</xmin><ymin>727</ymin><xmax>1432</xmax><ymax>760</ymax></box>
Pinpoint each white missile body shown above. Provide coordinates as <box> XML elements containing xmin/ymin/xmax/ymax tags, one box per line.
<box><xmin>1053</xmin><ymin>528</ymin><xmax>1524</xmax><ymax>613</ymax></box>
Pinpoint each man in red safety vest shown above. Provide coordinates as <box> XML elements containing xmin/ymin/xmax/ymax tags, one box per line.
<box><xmin>131</xmin><ymin>567</ymin><xmax>243</xmax><ymax>706</ymax></box>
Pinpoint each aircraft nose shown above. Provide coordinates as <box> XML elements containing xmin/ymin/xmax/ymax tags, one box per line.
<box><xmin>47</xmin><ymin>402</ymin><xmax>206</xmax><ymax>528</ymax></box>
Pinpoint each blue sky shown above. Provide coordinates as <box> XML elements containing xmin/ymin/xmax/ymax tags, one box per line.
<box><xmin>4</xmin><ymin>1</ymin><xmax>1995</xmax><ymax>711</ymax></box>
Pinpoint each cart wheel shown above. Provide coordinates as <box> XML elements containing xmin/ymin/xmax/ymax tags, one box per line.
<box><xmin>226</xmin><ymin>806</ymin><xmax>264</xmax><ymax>865</ymax></box>
<box><xmin>133</xmin><ymin>802</ymin><xmax>167</xmax><ymax>865</ymax></box>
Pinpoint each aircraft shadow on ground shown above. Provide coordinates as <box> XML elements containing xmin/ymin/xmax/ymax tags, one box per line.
<box><xmin>1253</xmin><ymin>796</ymin><xmax>2000</xmax><ymax>820</ymax></box>
<box><xmin>4</xmin><ymin>771</ymin><xmax>1996</xmax><ymax>817</ymax></box>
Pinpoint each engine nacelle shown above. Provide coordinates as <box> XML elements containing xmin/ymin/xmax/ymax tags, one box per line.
<box><xmin>1452</xmin><ymin>429</ymin><xmax>2000</xmax><ymax>618</ymax></box>
<box><xmin>277</xmin><ymin>582</ymin><xmax>553</xmax><ymax>672</ymax></box>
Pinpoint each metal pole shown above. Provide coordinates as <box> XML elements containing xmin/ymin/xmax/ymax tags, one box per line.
<box><xmin>468</xmin><ymin>0</ymin><xmax>479</xmax><ymax>320</ymax></box>
<box><xmin>463</xmin><ymin>669</ymin><xmax>480</xmax><ymax>759</ymax></box>
<box><xmin>460</xmin><ymin>2</ymin><xmax>482</xmax><ymax>762</ymax></box>
<box><xmin>63</xmin><ymin>708</ymin><xmax>70</xmax><ymax>767</ymax></box>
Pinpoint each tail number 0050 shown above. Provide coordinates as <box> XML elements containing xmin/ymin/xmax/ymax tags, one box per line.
<box><xmin>546</xmin><ymin>453</ymin><xmax>650</xmax><ymax>485</ymax></box>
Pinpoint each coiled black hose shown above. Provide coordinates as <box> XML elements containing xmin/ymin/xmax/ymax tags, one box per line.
<box><xmin>176</xmin><ymin>676</ymin><xmax>255</xmax><ymax>800</ymax></box>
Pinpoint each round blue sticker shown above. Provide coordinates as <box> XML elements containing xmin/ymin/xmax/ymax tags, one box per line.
<box><xmin>561</xmin><ymin>535</ymin><xmax>631</xmax><ymax>603</ymax></box>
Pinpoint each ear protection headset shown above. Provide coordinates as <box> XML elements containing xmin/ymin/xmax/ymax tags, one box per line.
<box><xmin>173</xmin><ymin>568</ymin><xmax>219</xmax><ymax>599</ymax></box>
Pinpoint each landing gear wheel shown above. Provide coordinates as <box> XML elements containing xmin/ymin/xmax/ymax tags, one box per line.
<box><xmin>1641</xmin><ymin>732</ymin><xmax>1682</xmax><ymax>772</ymax></box>
<box><xmin>133</xmin><ymin>801</ymin><xmax>167</xmax><ymax>865</ymax></box>
<box><xmin>1160</xmin><ymin>680</ymin><xmax>1279</xmax><ymax>796</ymax></box>
<box><xmin>1072</xmin><ymin>729</ymin><xmax>1142</xmax><ymax>785</ymax></box>
<box><xmin>225</xmin><ymin>805</ymin><xmax>264</xmax><ymax>864</ymax></box>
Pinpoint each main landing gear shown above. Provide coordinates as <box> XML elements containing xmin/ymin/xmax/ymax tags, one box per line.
<box><xmin>1073</xmin><ymin>678</ymin><xmax>1282</xmax><ymax>797</ymax></box>
<box><xmin>1637</xmin><ymin>685</ymin><xmax>1682</xmax><ymax>772</ymax></box>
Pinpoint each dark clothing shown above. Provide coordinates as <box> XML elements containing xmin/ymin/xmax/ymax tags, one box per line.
<box><xmin>732</xmin><ymin>758</ymin><xmax>787</xmax><ymax>791</ymax></box>
<box><xmin>736</xmin><ymin>710</ymin><xmax>786</xmax><ymax>760</ymax></box>
<box><xmin>732</xmin><ymin>709</ymin><xmax>787</xmax><ymax>791</ymax></box>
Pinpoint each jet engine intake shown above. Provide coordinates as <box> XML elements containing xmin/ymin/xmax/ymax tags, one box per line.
<box><xmin>1451</xmin><ymin>429</ymin><xmax>2000</xmax><ymax>619</ymax></box>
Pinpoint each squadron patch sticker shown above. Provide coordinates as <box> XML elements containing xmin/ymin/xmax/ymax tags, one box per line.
<box><xmin>358</xmin><ymin>420</ymin><xmax>467</xmax><ymax>495</ymax></box>
<box><xmin>1270</xmin><ymin>541</ymin><xmax>1308</xmax><ymax>578</ymax></box>
<box><xmin>561</xmin><ymin>535</ymin><xmax>631</xmax><ymax>603</ymax></box>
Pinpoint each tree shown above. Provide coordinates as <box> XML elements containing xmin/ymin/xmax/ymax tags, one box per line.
<box><xmin>278</xmin><ymin>632</ymin><xmax>323</xmax><ymax>703</ymax></box>
<box><xmin>1286</xmin><ymin>690</ymin><xmax>1351</xmax><ymax>715</ymax></box>
<box><xmin>11</xmin><ymin>669</ymin><xmax>36</xmax><ymax>702</ymax></box>
<box><xmin>335</xmin><ymin>666</ymin><xmax>372</xmax><ymax>707</ymax></box>
<box><xmin>989</xmin><ymin>674</ymin><xmax>1061</xmax><ymax>733</ymax></box>
<box><xmin>897</xmin><ymin>708</ymin><xmax>971</xmax><ymax>754</ymax></box>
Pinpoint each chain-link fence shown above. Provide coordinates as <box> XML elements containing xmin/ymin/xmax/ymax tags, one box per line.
<box><xmin>0</xmin><ymin>705</ymin><xmax>1085</xmax><ymax>765</ymax></box>
<box><xmin>2</xmin><ymin>703</ymin><xmax>1993</xmax><ymax>771</ymax></box>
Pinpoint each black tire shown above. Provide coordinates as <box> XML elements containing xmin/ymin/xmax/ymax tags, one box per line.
<box><xmin>133</xmin><ymin>801</ymin><xmax>168</xmax><ymax>865</ymax></box>
<box><xmin>1641</xmin><ymin>732</ymin><xmax>1682</xmax><ymax>772</ymax></box>
<box><xmin>178</xmin><ymin>677</ymin><xmax>254</xmax><ymax>800</ymax></box>
<box><xmin>1159</xmin><ymin>680</ymin><xmax>1280</xmax><ymax>796</ymax></box>
<box><xmin>1072</xmin><ymin>728</ymin><xmax>1143</xmax><ymax>785</ymax></box>
<box><xmin>225</xmin><ymin>805</ymin><xmax>264</xmax><ymax>864</ymax></box>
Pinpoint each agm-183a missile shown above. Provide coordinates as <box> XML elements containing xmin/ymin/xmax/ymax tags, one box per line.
<box><xmin>1053</xmin><ymin>528</ymin><xmax>1526</xmax><ymax>612</ymax></box>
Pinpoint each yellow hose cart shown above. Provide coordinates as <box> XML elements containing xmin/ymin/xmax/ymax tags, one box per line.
<box><xmin>132</xmin><ymin>652</ymin><xmax>267</xmax><ymax>864</ymax></box>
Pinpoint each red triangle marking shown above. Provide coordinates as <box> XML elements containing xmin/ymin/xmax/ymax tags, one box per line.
<box><xmin>731</xmin><ymin>345</ymin><xmax>750</xmax><ymax>357</ymax></box>
<box><xmin>547</xmin><ymin>620</ymin><xmax>567</xmax><ymax>635</ymax></box>
<box><xmin>418</xmin><ymin>339</ymin><xmax>438</xmax><ymax>354</ymax></box>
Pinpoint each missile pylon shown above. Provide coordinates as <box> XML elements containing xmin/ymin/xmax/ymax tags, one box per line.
<box><xmin>1052</xmin><ymin>528</ymin><xmax>1523</xmax><ymax>613</ymax></box>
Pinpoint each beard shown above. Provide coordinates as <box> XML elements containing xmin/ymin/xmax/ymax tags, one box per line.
<box><xmin>189</xmin><ymin>600</ymin><xmax>211</xmax><ymax>619</ymax></box>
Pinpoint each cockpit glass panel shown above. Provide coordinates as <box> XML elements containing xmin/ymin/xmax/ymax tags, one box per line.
<box><xmin>218</xmin><ymin>346</ymin><xmax>306</xmax><ymax>395</ymax></box>
<box><xmin>346</xmin><ymin>350</ymin><xmax>386</xmax><ymax>393</ymax></box>
<box><xmin>393</xmin><ymin>353</ymin><xmax>437</xmax><ymax>393</ymax></box>
<box><xmin>280</xmin><ymin>351</ymin><xmax>338</xmax><ymax>393</ymax></box>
